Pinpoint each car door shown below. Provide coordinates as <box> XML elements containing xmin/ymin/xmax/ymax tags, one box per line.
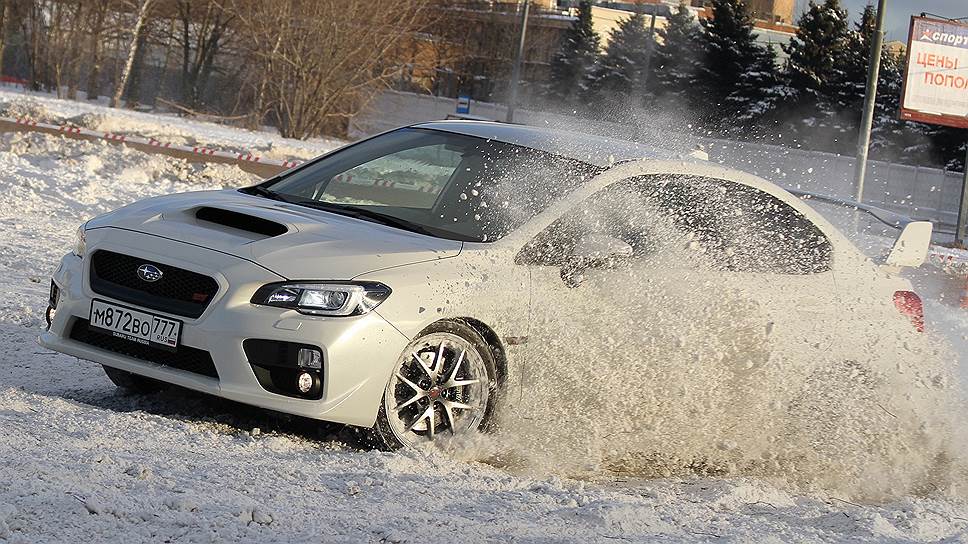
<box><xmin>514</xmin><ymin>174</ymin><xmax>839</xmax><ymax>388</ymax></box>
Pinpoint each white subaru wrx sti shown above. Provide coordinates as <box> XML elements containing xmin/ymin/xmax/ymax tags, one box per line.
<box><xmin>40</xmin><ymin>121</ymin><xmax>931</xmax><ymax>450</ymax></box>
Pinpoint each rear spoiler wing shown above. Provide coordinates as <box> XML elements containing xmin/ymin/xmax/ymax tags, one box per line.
<box><xmin>790</xmin><ymin>190</ymin><xmax>933</xmax><ymax>269</ymax></box>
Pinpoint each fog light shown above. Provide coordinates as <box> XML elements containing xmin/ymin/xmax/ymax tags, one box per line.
<box><xmin>48</xmin><ymin>281</ymin><xmax>60</xmax><ymax>309</ymax></box>
<box><xmin>297</xmin><ymin>348</ymin><xmax>322</xmax><ymax>369</ymax></box>
<box><xmin>296</xmin><ymin>372</ymin><xmax>315</xmax><ymax>394</ymax></box>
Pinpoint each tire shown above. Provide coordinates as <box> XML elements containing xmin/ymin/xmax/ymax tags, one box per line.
<box><xmin>369</xmin><ymin>320</ymin><xmax>500</xmax><ymax>451</ymax></box>
<box><xmin>101</xmin><ymin>365</ymin><xmax>168</xmax><ymax>394</ymax></box>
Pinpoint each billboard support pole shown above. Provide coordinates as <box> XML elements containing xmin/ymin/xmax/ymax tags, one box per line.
<box><xmin>957</xmin><ymin>143</ymin><xmax>968</xmax><ymax>246</ymax></box>
<box><xmin>852</xmin><ymin>0</ymin><xmax>887</xmax><ymax>203</ymax></box>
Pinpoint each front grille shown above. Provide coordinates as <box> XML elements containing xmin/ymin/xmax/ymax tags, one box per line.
<box><xmin>89</xmin><ymin>250</ymin><xmax>219</xmax><ymax>319</ymax></box>
<box><xmin>69</xmin><ymin>319</ymin><xmax>219</xmax><ymax>379</ymax></box>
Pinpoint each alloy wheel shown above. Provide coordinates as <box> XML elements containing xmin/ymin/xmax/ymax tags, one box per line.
<box><xmin>384</xmin><ymin>332</ymin><xmax>490</xmax><ymax>446</ymax></box>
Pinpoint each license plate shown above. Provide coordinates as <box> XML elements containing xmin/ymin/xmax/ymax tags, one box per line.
<box><xmin>89</xmin><ymin>299</ymin><xmax>181</xmax><ymax>351</ymax></box>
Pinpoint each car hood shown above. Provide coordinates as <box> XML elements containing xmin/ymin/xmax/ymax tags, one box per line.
<box><xmin>86</xmin><ymin>189</ymin><xmax>462</xmax><ymax>279</ymax></box>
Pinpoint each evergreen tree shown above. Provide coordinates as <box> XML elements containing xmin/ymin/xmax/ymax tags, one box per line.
<box><xmin>653</xmin><ymin>3</ymin><xmax>702</xmax><ymax>101</ymax></box>
<box><xmin>781</xmin><ymin>0</ymin><xmax>852</xmax><ymax>150</ymax></box>
<box><xmin>547</xmin><ymin>1</ymin><xmax>601</xmax><ymax>105</ymax></box>
<box><xmin>783</xmin><ymin>0</ymin><xmax>850</xmax><ymax>100</ymax></box>
<box><xmin>583</xmin><ymin>12</ymin><xmax>652</xmax><ymax>109</ymax></box>
<box><xmin>695</xmin><ymin>0</ymin><xmax>775</xmax><ymax>131</ymax></box>
<box><xmin>869</xmin><ymin>49</ymin><xmax>906</xmax><ymax>157</ymax></box>
<box><xmin>925</xmin><ymin>125</ymin><xmax>968</xmax><ymax>171</ymax></box>
<box><xmin>726</xmin><ymin>44</ymin><xmax>789</xmax><ymax>132</ymax></box>
<box><xmin>839</xmin><ymin>4</ymin><xmax>877</xmax><ymax>112</ymax></box>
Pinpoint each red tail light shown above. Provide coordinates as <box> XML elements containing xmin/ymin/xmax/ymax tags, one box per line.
<box><xmin>893</xmin><ymin>290</ymin><xmax>924</xmax><ymax>332</ymax></box>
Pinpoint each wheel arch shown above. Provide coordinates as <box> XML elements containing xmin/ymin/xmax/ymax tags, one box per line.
<box><xmin>436</xmin><ymin>316</ymin><xmax>508</xmax><ymax>387</ymax></box>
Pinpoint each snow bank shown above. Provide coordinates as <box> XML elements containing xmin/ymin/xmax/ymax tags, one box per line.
<box><xmin>0</xmin><ymin>88</ymin><xmax>343</xmax><ymax>162</ymax></box>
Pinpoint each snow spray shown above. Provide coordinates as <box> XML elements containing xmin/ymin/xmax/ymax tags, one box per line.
<box><xmin>448</xmin><ymin>172</ymin><xmax>966</xmax><ymax>503</ymax></box>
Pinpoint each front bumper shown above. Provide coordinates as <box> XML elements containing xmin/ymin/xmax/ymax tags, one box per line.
<box><xmin>39</xmin><ymin>227</ymin><xmax>410</xmax><ymax>427</ymax></box>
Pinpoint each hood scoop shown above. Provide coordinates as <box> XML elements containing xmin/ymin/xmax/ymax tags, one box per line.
<box><xmin>195</xmin><ymin>206</ymin><xmax>289</xmax><ymax>238</ymax></box>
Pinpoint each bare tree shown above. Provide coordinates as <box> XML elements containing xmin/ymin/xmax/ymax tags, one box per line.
<box><xmin>57</xmin><ymin>1</ymin><xmax>88</xmax><ymax>99</ymax></box>
<box><xmin>122</xmin><ymin>13</ymin><xmax>154</xmax><ymax>107</ymax></box>
<box><xmin>0</xmin><ymin>0</ymin><xmax>12</xmax><ymax>74</ymax></box>
<box><xmin>3</xmin><ymin>0</ymin><xmax>468</xmax><ymax>135</ymax></box>
<box><xmin>232</xmin><ymin>0</ymin><xmax>430</xmax><ymax>139</ymax></box>
<box><xmin>111</xmin><ymin>0</ymin><xmax>155</xmax><ymax>108</ymax></box>
<box><xmin>18</xmin><ymin>0</ymin><xmax>49</xmax><ymax>91</ymax></box>
<box><xmin>168</xmin><ymin>0</ymin><xmax>235</xmax><ymax>110</ymax></box>
<box><xmin>83</xmin><ymin>0</ymin><xmax>116</xmax><ymax>100</ymax></box>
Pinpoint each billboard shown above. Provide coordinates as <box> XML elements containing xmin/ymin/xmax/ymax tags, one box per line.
<box><xmin>900</xmin><ymin>16</ymin><xmax>968</xmax><ymax>129</ymax></box>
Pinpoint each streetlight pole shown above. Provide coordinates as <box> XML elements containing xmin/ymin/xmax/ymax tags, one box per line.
<box><xmin>506</xmin><ymin>0</ymin><xmax>531</xmax><ymax>124</ymax></box>
<box><xmin>957</xmin><ymin>143</ymin><xmax>968</xmax><ymax>245</ymax></box>
<box><xmin>852</xmin><ymin>0</ymin><xmax>887</xmax><ymax>203</ymax></box>
<box><xmin>641</xmin><ymin>6</ymin><xmax>658</xmax><ymax>91</ymax></box>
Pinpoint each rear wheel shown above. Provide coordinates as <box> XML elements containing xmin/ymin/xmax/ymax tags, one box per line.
<box><xmin>102</xmin><ymin>365</ymin><xmax>168</xmax><ymax>394</ymax></box>
<box><xmin>370</xmin><ymin>321</ymin><xmax>498</xmax><ymax>450</ymax></box>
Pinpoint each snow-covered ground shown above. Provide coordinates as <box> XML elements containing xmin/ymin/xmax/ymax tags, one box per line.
<box><xmin>1</xmin><ymin>93</ymin><xmax>968</xmax><ymax>542</ymax></box>
<box><xmin>10</xmin><ymin>327</ymin><xmax>968</xmax><ymax>543</ymax></box>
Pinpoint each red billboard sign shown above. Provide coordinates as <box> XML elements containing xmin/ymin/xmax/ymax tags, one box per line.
<box><xmin>900</xmin><ymin>16</ymin><xmax>968</xmax><ymax>129</ymax></box>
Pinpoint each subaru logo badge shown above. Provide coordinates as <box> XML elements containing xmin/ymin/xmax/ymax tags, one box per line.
<box><xmin>137</xmin><ymin>264</ymin><xmax>163</xmax><ymax>283</ymax></box>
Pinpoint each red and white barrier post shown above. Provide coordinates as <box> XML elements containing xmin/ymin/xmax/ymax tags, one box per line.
<box><xmin>961</xmin><ymin>275</ymin><xmax>968</xmax><ymax>310</ymax></box>
<box><xmin>0</xmin><ymin>115</ymin><xmax>303</xmax><ymax>177</ymax></box>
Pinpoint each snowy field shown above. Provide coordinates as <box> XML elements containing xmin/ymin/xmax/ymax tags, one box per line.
<box><xmin>0</xmin><ymin>93</ymin><xmax>968</xmax><ymax>542</ymax></box>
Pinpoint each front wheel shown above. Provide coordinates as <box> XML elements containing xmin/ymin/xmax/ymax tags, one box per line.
<box><xmin>370</xmin><ymin>321</ymin><xmax>498</xmax><ymax>450</ymax></box>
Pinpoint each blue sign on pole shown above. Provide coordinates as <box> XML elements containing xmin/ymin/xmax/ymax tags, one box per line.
<box><xmin>456</xmin><ymin>95</ymin><xmax>471</xmax><ymax>115</ymax></box>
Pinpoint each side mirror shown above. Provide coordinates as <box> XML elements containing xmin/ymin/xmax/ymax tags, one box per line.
<box><xmin>561</xmin><ymin>234</ymin><xmax>633</xmax><ymax>287</ymax></box>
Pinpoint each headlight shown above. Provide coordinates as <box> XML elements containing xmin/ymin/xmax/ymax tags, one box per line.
<box><xmin>251</xmin><ymin>282</ymin><xmax>391</xmax><ymax>316</ymax></box>
<box><xmin>72</xmin><ymin>225</ymin><xmax>87</xmax><ymax>257</ymax></box>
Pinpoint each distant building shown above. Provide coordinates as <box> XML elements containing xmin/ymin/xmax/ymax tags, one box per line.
<box><xmin>746</xmin><ymin>0</ymin><xmax>796</xmax><ymax>25</ymax></box>
<box><xmin>583</xmin><ymin>1</ymin><xmax>796</xmax><ymax>61</ymax></box>
<box><xmin>689</xmin><ymin>0</ymin><xmax>794</xmax><ymax>24</ymax></box>
<box><xmin>592</xmin><ymin>5</ymin><xmax>664</xmax><ymax>49</ymax></box>
<box><xmin>885</xmin><ymin>40</ymin><xmax>906</xmax><ymax>58</ymax></box>
<box><xmin>496</xmin><ymin>0</ymin><xmax>560</xmax><ymax>9</ymax></box>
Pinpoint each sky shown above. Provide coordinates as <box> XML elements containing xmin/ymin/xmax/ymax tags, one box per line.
<box><xmin>796</xmin><ymin>0</ymin><xmax>965</xmax><ymax>41</ymax></box>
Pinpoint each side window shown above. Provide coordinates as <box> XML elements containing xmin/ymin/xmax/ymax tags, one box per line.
<box><xmin>320</xmin><ymin>143</ymin><xmax>464</xmax><ymax>208</ymax></box>
<box><xmin>728</xmin><ymin>185</ymin><xmax>832</xmax><ymax>274</ymax></box>
<box><xmin>643</xmin><ymin>176</ymin><xmax>833</xmax><ymax>274</ymax></box>
<box><xmin>518</xmin><ymin>175</ymin><xmax>833</xmax><ymax>275</ymax></box>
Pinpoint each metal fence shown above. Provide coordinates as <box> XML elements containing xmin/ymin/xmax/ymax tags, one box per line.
<box><xmin>703</xmin><ymin>140</ymin><xmax>965</xmax><ymax>233</ymax></box>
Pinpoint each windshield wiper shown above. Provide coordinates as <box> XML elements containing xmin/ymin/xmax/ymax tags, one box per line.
<box><xmin>293</xmin><ymin>200</ymin><xmax>442</xmax><ymax>237</ymax></box>
<box><xmin>240</xmin><ymin>185</ymin><xmax>291</xmax><ymax>202</ymax></box>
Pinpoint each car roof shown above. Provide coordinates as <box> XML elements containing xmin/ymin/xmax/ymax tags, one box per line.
<box><xmin>412</xmin><ymin>120</ymin><xmax>680</xmax><ymax>167</ymax></box>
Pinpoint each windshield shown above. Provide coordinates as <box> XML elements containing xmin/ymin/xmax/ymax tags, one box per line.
<box><xmin>253</xmin><ymin>128</ymin><xmax>600</xmax><ymax>242</ymax></box>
